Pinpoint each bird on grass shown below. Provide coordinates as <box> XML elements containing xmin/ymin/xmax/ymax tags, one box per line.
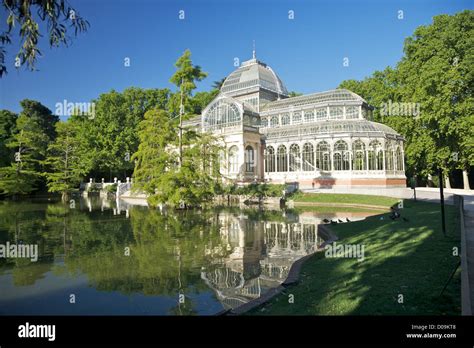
<box><xmin>323</xmin><ymin>218</ymin><xmax>330</xmax><ymax>223</ymax></box>
<box><xmin>330</xmin><ymin>220</ymin><xmax>337</xmax><ymax>224</ymax></box>
<box><xmin>338</xmin><ymin>219</ymin><xmax>343</xmax><ymax>223</ymax></box>
<box><xmin>346</xmin><ymin>218</ymin><xmax>351</xmax><ymax>222</ymax></box>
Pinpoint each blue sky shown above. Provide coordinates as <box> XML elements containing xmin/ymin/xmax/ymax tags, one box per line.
<box><xmin>0</xmin><ymin>0</ymin><xmax>471</xmax><ymax>114</ymax></box>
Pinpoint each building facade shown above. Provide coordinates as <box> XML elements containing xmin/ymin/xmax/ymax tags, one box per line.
<box><xmin>185</xmin><ymin>54</ymin><xmax>406</xmax><ymax>188</ymax></box>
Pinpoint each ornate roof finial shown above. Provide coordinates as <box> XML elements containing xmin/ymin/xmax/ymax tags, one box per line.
<box><xmin>252</xmin><ymin>40</ymin><xmax>256</xmax><ymax>59</ymax></box>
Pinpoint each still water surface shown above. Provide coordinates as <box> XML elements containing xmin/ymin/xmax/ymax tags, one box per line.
<box><xmin>0</xmin><ymin>196</ymin><xmax>377</xmax><ymax>315</ymax></box>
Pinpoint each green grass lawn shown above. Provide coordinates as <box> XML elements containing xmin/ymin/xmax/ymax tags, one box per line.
<box><xmin>291</xmin><ymin>192</ymin><xmax>400</xmax><ymax>207</ymax></box>
<box><xmin>292</xmin><ymin>206</ymin><xmax>387</xmax><ymax>214</ymax></box>
<box><xmin>248</xmin><ymin>199</ymin><xmax>461</xmax><ymax>315</ymax></box>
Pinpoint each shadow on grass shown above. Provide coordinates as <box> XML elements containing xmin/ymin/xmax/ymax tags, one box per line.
<box><xmin>248</xmin><ymin>200</ymin><xmax>461</xmax><ymax>315</ymax></box>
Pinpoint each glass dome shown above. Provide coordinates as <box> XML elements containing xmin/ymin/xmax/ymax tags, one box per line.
<box><xmin>220</xmin><ymin>58</ymin><xmax>288</xmax><ymax>96</ymax></box>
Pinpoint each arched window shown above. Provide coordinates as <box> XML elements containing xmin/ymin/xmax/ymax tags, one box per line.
<box><xmin>289</xmin><ymin>144</ymin><xmax>301</xmax><ymax>172</ymax></box>
<box><xmin>385</xmin><ymin>144</ymin><xmax>394</xmax><ymax>170</ymax></box>
<box><xmin>345</xmin><ymin>106</ymin><xmax>358</xmax><ymax>119</ymax></box>
<box><xmin>270</xmin><ymin>116</ymin><xmax>279</xmax><ymax>127</ymax></box>
<box><xmin>377</xmin><ymin>149</ymin><xmax>384</xmax><ymax>170</ymax></box>
<box><xmin>245</xmin><ymin>145</ymin><xmax>255</xmax><ymax>173</ymax></box>
<box><xmin>316</xmin><ymin>108</ymin><xmax>327</xmax><ymax>121</ymax></box>
<box><xmin>292</xmin><ymin>112</ymin><xmax>302</xmax><ymax>124</ymax></box>
<box><xmin>368</xmin><ymin>140</ymin><xmax>383</xmax><ymax>170</ymax></box>
<box><xmin>302</xmin><ymin>143</ymin><xmax>314</xmax><ymax>171</ymax></box>
<box><xmin>316</xmin><ymin>141</ymin><xmax>331</xmax><ymax>171</ymax></box>
<box><xmin>277</xmin><ymin>145</ymin><xmax>288</xmax><ymax>172</ymax></box>
<box><xmin>334</xmin><ymin>140</ymin><xmax>349</xmax><ymax>170</ymax></box>
<box><xmin>203</xmin><ymin>99</ymin><xmax>241</xmax><ymax>130</ymax></box>
<box><xmin>334</xmin><ymin>153</ymin><xmax>342</xmax><ymax>171</ymax></box>
<box><xmin>228</xmin><ymin>146</ymin><xmax>239</xmax><ymax>173</ymax></box>
<box><xmin>261</xmin><ymin>117</ymin><xmax>268</xmax><ymax>128</ymax></box>
<box><xmin>265</xmin><ymin>146</ymin><xmax>275</xmax><ymax>173</ymax></box>
<box><xmin>281</xmin><ymin>113</ymin><xmax>290</xmax><ymax>125</ymax></box>
<box><xmin>395</xmin><ymin>147</ymin><xmax>403</xmax><ymax>171</ymax></box>
<box><xmin>304</xmin><ymin>110</ymin><xmax>314</xmax><ymax>123</ymax></box>
<box><xmin>352</xmin><ymin>140</ymin><xmax>366</xmax><ymax>171</ymax></box>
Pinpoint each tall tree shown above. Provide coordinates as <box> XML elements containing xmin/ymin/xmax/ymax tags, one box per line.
<box><xmin>339</xmin><ymin>11</ymin><xmax>474</xmax><ymax>189</ymax></box>
<box><xmin>168</xmin><ymin>49</ymin><xmax>207</xmax><ymax>167</ymax></box>
<box><xmin>169</xmin><ymin>49</ymin><xmax>208</xmax><ymax>117</ymax></box>
<box><xmin>131</xmin><ymin>108</ymin><xmax>176</xmax><ymax>199</ymax></box>
<box><xmin>397</xmin><ymin>10</ymin><xmax>474</xmax><ymax>189</ymax></box>
<box><xmin>43</xmin><ymin>121</ymin><xmax>90</xmax><ymax>201</ymax></box>
<box><xmin>0</xmin><ymin>100</ymin><xmax>58</xmax><ymax>196</ymax></box>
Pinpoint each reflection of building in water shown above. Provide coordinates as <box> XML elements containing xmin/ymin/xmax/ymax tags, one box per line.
<box><xmin>201</xmin><ymin>211</ymin><xmax>324</xmax><ymax>310</ymax></box>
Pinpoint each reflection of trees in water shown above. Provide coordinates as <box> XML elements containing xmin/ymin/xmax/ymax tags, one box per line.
<box><xmin>62</xmin><ymin>208</ymin><xmax>228</xmax><ymax>306</ymax></box>
<box><xmin>0</xmin><ymin>200</ymin><xmax>60</xmax><ymax>280</ymax></box>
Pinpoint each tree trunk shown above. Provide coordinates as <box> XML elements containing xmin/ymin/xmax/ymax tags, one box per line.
<box><xmin>444</xmin><ymin>175</ymin><xmax>451</xmax><ymax>189</ymax></box>
<box><xmin>61</xmin><ymin>191</ymin><xmax>70</xmax><ymax>203</ymax></box>
<box><xmin>463</xmin><ymin>169</ymin><xmax>471</xmax><ymax>190</ymax></box>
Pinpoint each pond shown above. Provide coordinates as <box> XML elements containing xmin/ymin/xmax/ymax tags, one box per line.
<box><xmin>0</xmin><ymin>196</ymin><xmax>379</xmax><ymax>315</ymax></box>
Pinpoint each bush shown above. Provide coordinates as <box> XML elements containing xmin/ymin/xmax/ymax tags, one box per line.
<box><xmin>221</xmin><ymin>183</ymin><xmax>285</xmax><ymax>198</ymax></box>
<box><xmin>105</xmin><ymin>183</ymin><xmax>117</xmax><ymax>193</ymax></box>
<box><xmin>87</xmin><ymin>184</ymin><xmax>101</xmax><ymax>192</ymax></box>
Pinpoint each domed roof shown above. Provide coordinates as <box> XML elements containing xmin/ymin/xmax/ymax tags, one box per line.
<box><xmin>220</xmin><ymin>57</ymin><xmax>288</xmax><ymax>96</ymax></box>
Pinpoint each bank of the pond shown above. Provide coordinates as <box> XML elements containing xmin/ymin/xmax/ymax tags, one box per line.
<box><xmin>247</xmin><ymin>199</ymin><xmax>461</xmax><ymax>315</ymax></box>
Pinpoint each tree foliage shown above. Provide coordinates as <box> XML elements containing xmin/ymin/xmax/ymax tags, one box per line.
<box><xmin>0</xmin><ymin>100</ymin><xmax>58</xmax><ymax>196</ymax></box>
<box><xmin>0</xmin><ymin>109</ymin><xmax>17</xmax><ymax>166</ymax></box>
<box><xmin>339</xmin><ymin>10</ymin><xmax>474</xmax><ymax>184</ymax></box>
<box><xmin>43</xmin><ymin>121</ymin><xmax>90</xmax><ymax>200</ymax></box>
<box><xmin>1</xmin><ymin>0</ymin><xmax>89</xmax><ymax>76</ymax></box>
<box><xmin>132</xmin><ymin>108</ymin><xmax>224</xmax><ymax>207</ymax></box>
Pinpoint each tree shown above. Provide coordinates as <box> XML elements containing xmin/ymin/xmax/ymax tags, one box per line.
<box><xmin>152</xmin><ymin>131</ymin><xmax>223</xmax><ymax>207</ymax></box>
<box><xmin>132</xmin><ymin>108</ymin><xmax>224</xmax><ymax>208</ymax></box>
<box><xmin>0</xmin><ymin>100</ymin><xmax>58</xmax><ymax>196</ymax></box>
<box><xmin>131</xmin><ymin>108</ymin><xmax>176</xmax><ymax>199</ymax></box>
<box><xmin>211</xmin><ymin>77</ymin><xmax>226</xmax><ymax>90</ymax></box>
<box><xmin>339</xmin><ymin>11</ymin><xmax>474</xmax><ymax>189</ymax></box>
<box><xmin>43</xmin><ymin>121</ymin><xmax>89</xmax><ymax>201</ymax></box>
<box><xmin>190</xmin><ymin>90</ymin><xmax>219</xmax><ymax>114</ymax></box>
<box><xmin>0</xmin><ymin>109</ymin><xmax>17</xmax><ymax>167</ymax></box>
<box><xmin>80</xmin><ymin>88</ymin><xmax>170</xmax><ymax>181</ymax></box>
<box><xmin>288</xmin><ymin>91</ymin><xmax>303</xmax><ymax>97</ymax></box>
<box><xmin>397</xmin><ymin>10</ymin><xmax>474</xmax><ymax>189</ymax></box>
<box><xmin>169</xmin><ymin>49</ymin><xmax>208</xmax><ymax>117</ymax></box>
<box><xmin>169</xmin><ymin>50</ymin><xmax>208</xmax><ymax>167</ymax></box>
<box><xmin>1</xmin><ymin>0</ymin><xmax>89</xmax><ymax>76</ymax></box>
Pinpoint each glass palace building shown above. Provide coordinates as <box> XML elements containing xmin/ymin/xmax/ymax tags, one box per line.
<box><xmin>184</xmin><ymin>54</ymin><xmax>406</xmax><ymax>188</ymax></box>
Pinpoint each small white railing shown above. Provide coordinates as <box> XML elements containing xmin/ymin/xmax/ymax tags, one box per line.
<box><xmin>117</xmin><ymin>182</ymin><xmax>131</xmax><ymax>197</ymax></box>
